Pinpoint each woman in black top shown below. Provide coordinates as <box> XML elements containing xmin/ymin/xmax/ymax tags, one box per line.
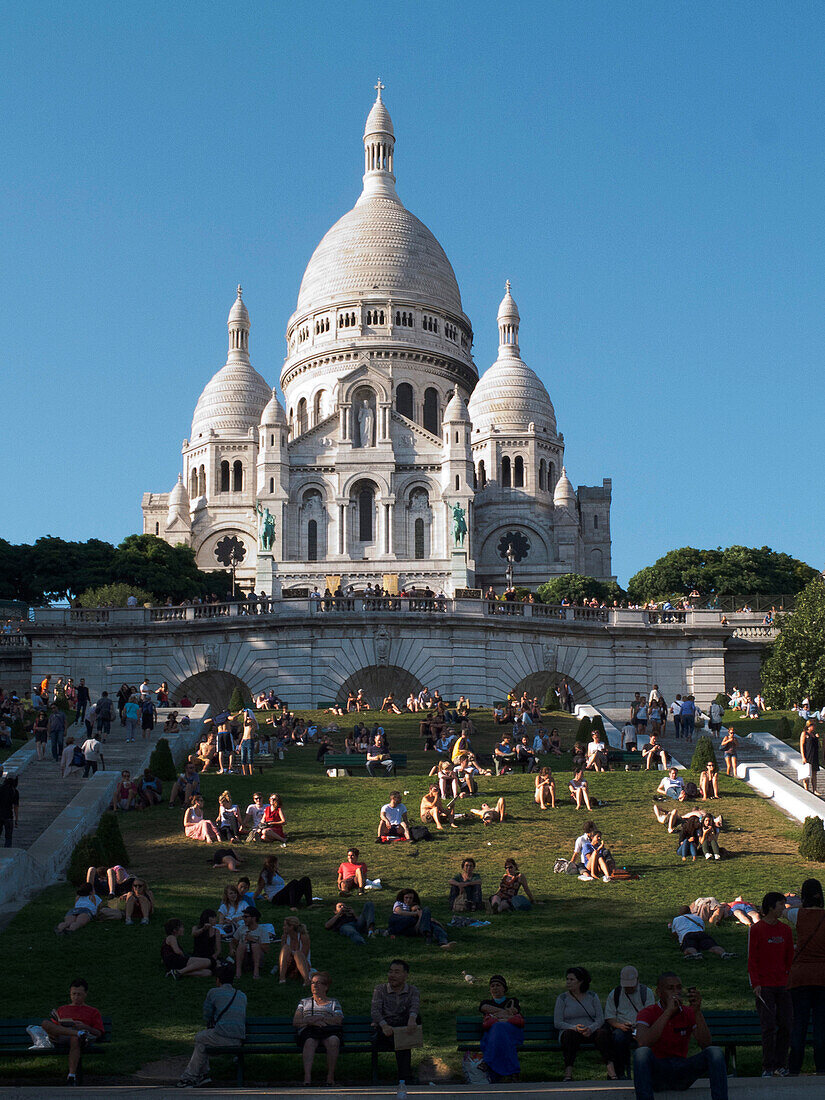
<box><xmin>800</xmin><ymin>721</ymin><xmax>821</xmax><ymax>795</ymax></box>
<box><xmin>191</xmin><ymin>909</ymin><xmax>222</xmax><ymax>971</ymax></box>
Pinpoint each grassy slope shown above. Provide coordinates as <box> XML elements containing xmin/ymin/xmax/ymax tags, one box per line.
<box><xmin>0</xmin><ymin>709</ymin><xmax>816</xmax><ymax>1083</ymax></box>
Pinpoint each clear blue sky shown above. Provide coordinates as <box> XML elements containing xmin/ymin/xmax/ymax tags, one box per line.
<box><xmin>3</xmin><ymin>1</ymin><xmax>823</xmax><ymax>586</ymax></box>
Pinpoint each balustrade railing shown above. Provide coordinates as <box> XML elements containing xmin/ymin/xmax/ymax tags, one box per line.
<box><xmin>0</xmin><ymin>633</ymin><xmax>30</xmax><ymax>648</ymax></box>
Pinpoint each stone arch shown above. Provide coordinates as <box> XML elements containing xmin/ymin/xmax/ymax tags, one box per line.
<box><xmin>510</xmin><ymin>670</ymin><xmax>590</xmax><ymax>708</ymax></box>
<box><xmin>335</xmin><ymin>665</ymin><xmax>424</xmax><ymax>709</ymax></box>
<box><xmin>340</xmin><ymin>372</ymin><xmax>391</xmax><ymax>405</ymax></box>
<box><xmin>172</xmin><ymin>670</ymin><xmax>252</xmax><ymax>711</ymax></box>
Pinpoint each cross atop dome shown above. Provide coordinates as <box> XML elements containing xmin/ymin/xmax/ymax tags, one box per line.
<box><xmin>361</xmin><ymin>78</ymin><xmax>397</xmax><ymax>201</ymax></box>
<box><xmin>374</xmin><ymin>77</ymin><xmax>385</xmax><ymax>101</ymax></box>
<box><xmin>237</xmin><ymin>284</ymin><xmax>243</xmax><ymax>298</ymax></box>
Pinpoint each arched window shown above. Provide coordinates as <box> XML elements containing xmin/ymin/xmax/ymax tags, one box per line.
<box><xmin>539</xmin><ymin>459</ymin><xmax>546</xmax><ymax>491</ymax></box>
<box><xmin>307</xmin><ymin>519</ymin><xmax>318</xmax><ymax>561</ymax></box>
<box><xmin>396</xmin><ymin>382</ymin><xmax>414</xmax><ymax>419</ymax></box>
<box><xmin>189</xmin><ymin>469</ymin><xmax>198</xmax><ymax>497</ymax></box>
<box><xmin>270</xmin><ymin>434</ymin><xmax>275</xmax><ymax>447</ymax></box>
<box><xmin>478</xmin><ymin>460</ymin><xmax>486</xmax><ymax>488</ymax></box>
<box><xmin>297</xmin><ymin>398</ymin><xmax>307</xmax><ymax>435</ymax></box>
<box><xmin>198</xmin><ymin>465</ymin><xmax>206</xmax><ymax>496</ymax></box>
<box><xmin>232</xmin><ymin>460</ymin><xmax>243</xmax><ymax>492</ymax></box>
<box><xmin>594</xmin><ymin>514</ymin><xmax>599</xmax><ymax>529</ymax></box>
<box><xmin>548</xmin><ymin>462</ymin><xmax>555</xmax><ymax>492</ymax></box>
<box><xmin>455</xmin><ymin>474</ymin><xmax>460</xmax><ymax>490</ymax></box>
<box><xmin>414</xmin><ymin>517</ymin><xmax>425</xmax><ymax>559</ymax></box>
<box><xmin>514</xmin><ymin>455</ymin><xmax>524</xmax><ymax>488</ymax></box>
<box><xmin>269</xmin><ymin>477</ymin><xmax>275</xmax><ymax>493</ymax></box>
<box><xmin>358</xmin><ymin>486</ymin><xmax>374</xmax><ymax>542</ymax></box>
<box><xmin>155</xmin><ymin>522</ymin><xmax>159</xmax><ymax>535</ymax></box>
<box><xmin>220</xmin><ymin>461</ymin><xmax>229</xmax><ymax>492</ymax></box>
<box><xmin>423</xmin><ymin>387</ymin><xmax>439</xmax><ymax>435</ymax></box>
<box><xmin>313</xmin><ymin>390</ymin><xmax>325</xmax><ymax>424</ymax></box>
<box><xmin>501</xmin><ymin>456</ymin><xmax>511</xmax><ymax>488</ymax></box>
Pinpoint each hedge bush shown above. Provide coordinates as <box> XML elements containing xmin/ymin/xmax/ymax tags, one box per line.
<box><xmin>799</xmin><ymin>816</ymin><xmax>825</xmax><ymax>862</ymax></box>
<box><xmin>543</xmin><ymin>686</ymin><xmax>556</xmax><ymax>709</ymax></box>
<box><xmin>228</xmin><ymin>686</ymin><xmax>246</xmax><ymax>713</ymax></box>
<box><xmin>576</xmin><ymin>715</ymin><xmax>593</xmax><ymax>741</ymax></box>
<box><xmin>714</xmin><ymin>692</ymin><xmax>729</xmax><ymax>708</ymax></box>
<box><xmin>148</xmin><ymin>737</ymin><xmax>178</xmax><ymax>782</ymax></box>
<box><xmin>67</xmin><ymin>835</ymin><xmax>105</xmax><ymax>885</ymax></box>
<box><xmin>691</xmin><ymin>735</ymin><xmax>718</xmax><ymax>773</ymax></box>
<box><xmin>97</xmin><ymin>811</ymin><xmax>129</xmax><ymax>867</ymax></box>
<box><xmin>774</xmin><ymin>717</ymin><xmax>793</xmax><ymax>743</ymax></box>
<box><xmin>591</xmin><ymin>715</ymin><xmax>606</xmax><ymax>739</ymax></box>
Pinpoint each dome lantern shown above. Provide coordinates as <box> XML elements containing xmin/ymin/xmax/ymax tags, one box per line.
<box><xmin>227</xmin><ymin>285</ymin><xmax>250</xmax><ymax>361</ymax></box>
<box><xmin>361</xmin><ymin>78</ymin><xmax>397</xmax><ymax>201</ymax></box>
<box><xmin>497</xmin><ymin>279</ymin><xmax>520</xmax><ymax>356</ymax></box>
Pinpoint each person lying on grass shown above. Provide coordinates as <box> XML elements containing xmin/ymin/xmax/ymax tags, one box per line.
<box><xmin>469</xmin><ymin>796</ymin><xmax>507</xmax><ymax>825</ymax></box>
<box><xmin>388</xmin><ymin>888</ymin><xmax>456</xmax><ymax>949</ymax></box>
<box><xmin>55</xmin><ymin>884</ymin><xmax>110</xmax><ymax>934</ymax></box>
<box><xmin>670</xmin><ymin>907</ymin><xmax>737</xmax><ymax>961</ymax></box>
<box><xmin>652</xmin><ymin>804</ymin><xmax>723</xmax><ymax>831</ymax></box>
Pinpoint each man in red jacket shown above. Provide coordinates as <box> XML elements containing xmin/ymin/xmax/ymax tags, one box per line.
<box><xmin>747</xmin><ymin>891</ymin><xmax>795</xmax><ymax>1078</ymax></box>
<box><xmin>32</xmin><ymin>977</ymin><xmax>104</xmax><ymax>1086</ymax></box>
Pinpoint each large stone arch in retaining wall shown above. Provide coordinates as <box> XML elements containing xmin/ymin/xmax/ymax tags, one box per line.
<box><xmin>334</xmin><ymin>665</ymin><xmax>424</xmax><ymax>710</ymax></box>
<box><xmin>172</xmin><ymin>670</ymin><xmax>252</xmax><ymax>711</ymax></box>
<box><xmin>511</xmin><ymin>670</ymin><xmax>589</xmax><ymax>708</ymax></box>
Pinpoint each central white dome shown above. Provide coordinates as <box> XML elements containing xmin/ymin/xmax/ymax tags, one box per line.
<box><xmin>295</xmin><ymin>195</ymin><xmax>464</xmax><ymax>317</ymax></box>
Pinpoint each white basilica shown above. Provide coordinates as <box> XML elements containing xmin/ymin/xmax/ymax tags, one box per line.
<box><xmin>142</xmin><ymin>86</ymin><xmax>613</xmax><ymax>595</ymax></box>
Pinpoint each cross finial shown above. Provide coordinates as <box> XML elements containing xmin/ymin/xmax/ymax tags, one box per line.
<box><xmin>375</xmin><ymin>77</ymin><xmax>385</xmax><ymax>101</ymax></box>
<box><xmin>237</xmin><ymin>284</ymin><xmax>243</xmax><ymax>299</ymax></box>
<box><xmin>505</xmin><ymin>279</ymin><xmax>511</xmax><ymax>294</ymax></box>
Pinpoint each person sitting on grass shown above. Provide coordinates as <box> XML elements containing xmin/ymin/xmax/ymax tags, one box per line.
<box><xmin>176</xmin><ymin>964</ymin><xmax>247</xmax><ymax>1088</ymax></box>
<box><xmin>633</xmin><ymin>972</ymin><xmax>728</xmax><ymax>1100</ymax></box>
<box><xmin>254</xmin><ymin>854</ymin><xmax>312</xmax><ymax>909</ymax></box>
<box><xmin>494</xmin><ymin>734</ymin><xmax>516</xmax><ymax>775</ymax></box>
<box><xmin>55</xmin><ymin>884</ymin><xmax>103</xmax><ymax>934</ymax></box>
<box><xmin>642</xmin><ymin>733</ymin><xmax>668</xmax><ymax>771</ymax></box>
<box><xmin>192</xmin><ymin>909</ymin><xmax>223</xmax><ymax>970</ymax></box>
<box><xmin>169</xmin><ymin>760</ymin><xmax>201</xmax><ymax>807</ymax></box>
<box><xmin>325</xmin><ymin>898</ymin><xmax>376</xmax><ymax>944</ymax></box>
<box><xmin>123</xmin><ymin>878</ymin><xmax>155</xmax><ymax>925</ymax></box>
<box><xmin>674</xmin><ymin>813</ymin><xmax>702</xmax><ymax>862</ymax></box>
<box><xmin>294</xmin><ymin>971</ymin><xmax>344</xmax><ymax>1087</ymax></box>
<box><xmin>233</xmin><ymin>907</ymin><xmax>273</xmax><ymax>980</ymax></box>
<box><xmin>111</xmin><ymin>769</ymin><xmax>139</xmax><ymax>811</ymax></box>
<box><xmin>700</xmin><ymin>761</ymin><xmax>720</xmax><ymax>800</ymax></box>
<box><xmin>670</xmin><ymin>907</ymin><xmax>736</xmax><ymax>961</ymax></box>
<box><xmin>569</xmin><ymin>768</ymin><xmax>593</xmax><ymax>810</ymax></box>
<box><xmin>469</xmin><ymin>796</ymin><xmax>507</xmax><ymax>825</ymax></box>
<box><xmin>420</xmin><ymin>784</ymin><xmax>457</xmax><ymax>830</ymax></box>
<box><xmin>657</xmin><ymin>768</ymin><xmax>686</xmax><ymax>801</ymax></box>
<box><xmin>337</xmin><ymin>847</ymin><xmax>368</xmax><ymax>894</ymax></box>
<box><xmin>698</xmin><ymin>814</ymin><xmax>722</xmax><ymax>860</ymax></box>
<box><xmin>137</xmin><ymin>768</ymin><xmax>162</xmax><ymax>807</ymax></box>
<box><xmin>216</xmin><ymin>790</ymin><xmax>244</xmax><ymax>842</ymax></box>
<box><xmin>381</xmin><ymin>692</ymin><xmax>401</xmax><ymax>714</ymax></box>
<box><xmin>278</xmin><ymin>915</ymin><xmax>312</xmax><ymax>983</ymax></box>
<box><xmin>184</xmin><ymin>795</ymin><xmax>221</xmax><ymax>843</ymax></box>
<box><xmin>586</xmin><ymin>731</ymin><xmax>609</xmax><ymax>772</ymax></box>
<box><xmin>448</xmin><ymin>857</ymin><xmax>483</xmax><ymax>911</ymax></box>
<box><xmin>389</xmin><ymin>888</ymin><xmax>456</xmax><ymax>949</ymax></box>
<box><xmin>490</xmin><ymin>858</ymin><xmax>535</xmax><ymax>913</ymax></box>
<box><xmin>553</xmin><ymin>966</ymin><xmax>616</xmax><ymax>1082</ymax></box>
<box><xmin>720</xmin><ymin>727</ymin><xmax>740</xmax><ymax>777</ymax></box>
<box><xmin>479</xmin><ymin>974</ymin><xmax>525</xmax><ymax>1083</ymax></box>
<box><xmin>514</xmin><ymin>735</ymin><xmax>538</xmax><ymax>773</ymax></box>
<box><xmin>534</xmin><ymin>766</ymin><xmax>556</xmax><ymax>809</ymax></box>
<box><xmin>260</xmin><ymin>793</ymin><xmax>287</xmax><ymax>841</ymax></box>
<box><xmin>548</xmin><ymin>727</ymin><xmax>562</xmax><ymax>755</ymax></box>
<box><xmin>27</xmin><ymin>977</ymin><xmax>104</xmax><ymax>1087</ymax></box>
<box><xmin>430</xmin><ymin>759</ymin><xmax>460</xmax><ymax>800</ymax></box>
<box><xmin>579</xmin><ymin>829</ymin><xmax>614</xmax><ymax>882</ymax></box>
<box><xmin>571</xmin><ymin>821</ymin><xmax>597</xmax><ymax>867</ymax></box>
<box><xmin>378</xmin><ymin>790</ymin><xmax>412</xmax><ymax>841</ymax></box>
<box><xmin>161</xmin><ymin>918</ymin><xmax>215</xmax><ymax>979</ymax></box>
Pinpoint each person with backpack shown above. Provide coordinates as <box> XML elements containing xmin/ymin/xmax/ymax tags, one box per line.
<box><xmin>602</xmin><ymin>965</ymin><xmax>654</xmax><ymax>1078</ymax></box>
<box><xmin>140</xmin><ymin>695</ymin><xmax>157</xmax><ymax>741</ymax></box>
<box><xmin>95</xmin><ymin>692</ymin><xmax>114</xmax><ymax>740</ymax></box>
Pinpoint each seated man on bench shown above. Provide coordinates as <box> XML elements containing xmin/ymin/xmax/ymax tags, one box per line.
<box><xmin>28</xmin><ymin>977</ymin><xmax>104</xmax><ymax>1087</ymax></box>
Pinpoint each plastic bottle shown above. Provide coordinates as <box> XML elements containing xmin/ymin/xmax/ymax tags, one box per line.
<box><xmin>396</xmin><ymin>1080</ymin><xmax>407</xmax><ymax>1099</ymax></box>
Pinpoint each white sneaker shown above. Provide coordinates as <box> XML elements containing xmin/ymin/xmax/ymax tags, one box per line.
<box><xmin>602</xmin><ymin>874</ymin><xmax>611</xmax><ymax>882</ymax></box>
<box><xmin>578</xmin><ymin>873</ymin><xmax>592</xmax><ymax>881</ymax></box>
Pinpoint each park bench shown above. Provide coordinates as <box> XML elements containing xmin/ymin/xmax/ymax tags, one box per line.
<box><xmin>607</xmin><ymin>748</ymin><xmax>644</xmax><ymax>770</ymax></box>
<box><xmin>0</xmin><ymin>1017</ymin><xmax>112</xmax><ymax>1084</ymax></box>
<box><xmin>204</xmin><ymin>1014</ymin><xmax>377</xmax><ymax>1085</ymax></box>
<box><xmin>322</xmin><ymin>752</ymin><xmax>407</xmax><ymax>775</ymax></box>
<box><xmin>457</xmin><ymin>1014</ymin><xmax>564</xmax><ymax>1059</ymax></box>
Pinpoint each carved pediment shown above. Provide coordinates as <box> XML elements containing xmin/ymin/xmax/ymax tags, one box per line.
<box><xmin>390</xmin><ymin>409</ymin><xmax>441</xmax><ymax>446</ymax></box>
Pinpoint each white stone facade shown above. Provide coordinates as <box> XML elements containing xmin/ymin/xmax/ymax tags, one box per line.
<box><xmin>142</xmin><ymin>87</ymin><xmax>613</xmax><ymax>594</ymax></box>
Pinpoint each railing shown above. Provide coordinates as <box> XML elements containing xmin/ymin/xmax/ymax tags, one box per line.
<box><xmin>0</xmin><ymin>633</ymin><xmax>31</xmax><ymax>648</ymax></box>
<box><xmin>30</xmin><ymin>601</ymin><xmax>779</xmax><ymax>635</ymax></box>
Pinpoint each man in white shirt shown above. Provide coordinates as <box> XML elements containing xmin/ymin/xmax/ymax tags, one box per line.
<box><xmin>81</xmin><ymin>734</ymin><xmax>105</xmax><ymax>778</ymax></box>
<box><xmin>670</xmin><ymin>696</ymin><xmax>684</xmax><ymax>739</ymax></box>
<box><xmin>244</xmin><ymin>793</ymin><xmax>267</xmax><ymax>831</ymax></box>
<box><xmin>622</xmin><ymin>722</ymin><xmax>638</xmax><ymax>750</ymax></box>
<box><xmin>604</xmin><ymin>964</ymin><xmax>655</xmax><ymax>1077</ymax></box>
<box><xmin>648</xmin><ymin>685</ymin><xmax>662</xmax><ymax>705</ymax></box>
<box><xmin>378</xmin><ymin>791</ymin><xmax>411</xmax><ymax>840</ymax></box>
<box><xmin>656</xmin><ymin>768</ymin><xmax>686</xmax><ymax>801</ymax></box>
<box><xmin>232</xmin><ymin>907</ymin><xmax>273</xmax><ymax>980</ymax></box>
<box><xmin>139</xmin><ymin>679</ymin><xmax>151</xmax><ymax>701</ymax></box>
<box><xmin>670</xmin><ymin>907</ymin><xmax>732</xmax><ymax>959</ymax></box>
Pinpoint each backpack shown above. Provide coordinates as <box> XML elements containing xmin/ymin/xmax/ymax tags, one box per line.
<box><xmin>554</xmin><ymin>858</ymin><xmax>580</xmax><ymax>875</ymax></box>
<box><xmin>611</xmin><ymin>984</ymin><xmax>650</xmax><ymax>1014</ymax></box>
<box><xmin>71</xmin><ymin>746</ymin><xmax>85</xmax><ymax>768</ymax></box>
<box><xmin>684</xmin><ymin>781</ymin><xmax>700</xmax><ymax>800</ymax></box>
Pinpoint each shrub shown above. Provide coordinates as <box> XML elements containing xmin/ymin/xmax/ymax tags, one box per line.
<box><xmin>799</xmin><ymin>816</ymin><xmax>825</xmax><ymax>862</ymax></box>
<box><xmin>714</xmin><ymin>692</ymin><xmax>729</xmax><ymax>708</ymax></box>
<box><xmin>543</xmin><ymin>686</ymin><xmax>556</xmax><ymax>709</ymax></box>
<box><xmin>148</xmin><ymin>737</ymin><xmax>178</xmax><ymax>782</ymax></box>
<box><xmin>67</xmin><ymin>835</ymin><xmax>105</xmax><ymax>886</ymax></box>
<box><xmin>228</xmin><ymin>686</ymin><xmax>247</xmax><ymax>712</ymax></box>
<box><xmin>576</xmin><ymin>715</ymin><xmax>592</xmax><ymax>741</ymax></box>
<box><xmin>591</xmin><ymin>715</ymin><xmax>606</xmax><ymax>738</ymax></box>
<box><xmin>774</xmin><ymin>717</ymin><xmax>793</xmax><ymax>744</ymax></box>
<box><xmin>691</xmin><ymin>735</ymin><xmax>718</xmax><ymax>774</ymax></box>
<box><xmin>96</xmin><ymin>811</ymin><xmax>129</xmax><ymax>867</ymax></box>
<box><xmin>77</xmin><ymin>582</ymin><xmax>154</xmax><ymax>608</ymax></box>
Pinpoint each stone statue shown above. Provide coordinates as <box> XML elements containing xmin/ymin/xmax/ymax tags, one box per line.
<box><xmin>255</xmin><ymin>502</ymin><xmax>276</xmax><ymax>552</ymax></box>
<box><xmin>357</xmin><ymin>398</ymin><xmax>374</xmax><ymax>447</ymax></box>
<box><xmin>451</xmin><ymin>502</ymin><xmax>467</xmax><ymax>547</ymax></box>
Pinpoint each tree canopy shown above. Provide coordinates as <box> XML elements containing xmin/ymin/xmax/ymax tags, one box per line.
<box><xmin>627</xmin><ymin>545</ymin><xmax>817</xmax><ymax>603</ymax></box>
<box><xmin>761</xmin><ymin>577</ymin><xmax>825</xmax><ymax>709</ymax></box>
<box><xmin>536</xmin><ymin>573</ymin><xmax>626</xmax><ymax>605</ymax></box>
<box><xmin>0</xmin><ymin>534</ymin><xmax>230</xmax><ymax>605</ymax></box>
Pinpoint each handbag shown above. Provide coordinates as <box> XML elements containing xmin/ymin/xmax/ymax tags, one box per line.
<box><xmin>392</xmin><ymin>1024</ymin><xmax>424</xmax><ymax>1050</ymax></box>
<box><xmin>452</xmin><ymin>894</ymin><xmax>469</xmax><ymax>912</ymax></box>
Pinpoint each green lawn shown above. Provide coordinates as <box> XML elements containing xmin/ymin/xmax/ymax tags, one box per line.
<box><xmin>0</xmin><ymin>708</ymin><xmax>817</xmax><ymax>1084</ymax></box>
<box><xmin>722</xmin><ymin>709</ymin><xmax>803</xmax><ymax>746</ymax></box>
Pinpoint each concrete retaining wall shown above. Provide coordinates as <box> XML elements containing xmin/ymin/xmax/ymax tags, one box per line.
<box><xmin>736</xmin><ymin>757</ymin><xmax>825</xmax><ymax>824</ymax></box>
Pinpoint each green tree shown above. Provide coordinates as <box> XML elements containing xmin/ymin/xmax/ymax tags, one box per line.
<box><xmin>628</xmin><ymin>545</ymin><xmax>817</xmax><ymax>603</ymax></box>
<box><xmin>537</xmin><ymin>574</ymin><xmax>626</xmax><ymax>605</ymax></box>
<box><xmin>77</xmin><ymin>583</ymin><xmax>154</xmax><ymax>607</ymax></box>
<box><xmin>691</xmin><ymin>735</ymin><xmax>718</xmax><ymax>774</ymax></box>
<box><xmin>761</xmin><ymin>577</ymin><xmax>825</xmax><ymax>709</ymax></box>
<box><xmin>113</xmin><ymin>534</ymin><xmax>231</xmax><ymax>602</ymax></box>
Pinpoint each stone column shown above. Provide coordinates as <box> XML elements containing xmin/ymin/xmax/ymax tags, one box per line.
<box><xmin>337</xmin><ymin>500</ymin><xmax>348</xmax><ymax>555</ymax></box>
<box><xmin>386</xmin><ymin>499</ymin><xmax>395</xmax><ymax>555</ymax></box>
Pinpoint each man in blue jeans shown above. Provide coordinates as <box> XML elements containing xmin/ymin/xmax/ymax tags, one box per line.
<box><xmin>325</xmin><ymin>899</ymin><xmax>376</xmax><ymax>944</ymax></box>
<box><xmin>633</xmin><ymin>972</ymin><xmax>727</xmax><ymax>1100</ymax></box>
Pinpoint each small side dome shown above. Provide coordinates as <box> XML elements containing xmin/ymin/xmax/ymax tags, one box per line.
<box><xmin>443</xmin><ymin>384</ymin><xmax>470</xmax><ymax>423</ymax></box>
<box><xmin>553</xmin><ymin>466</ymin><xmax>577</xmax><ymax>509</ymax></box>
<box><xmin>260</xmin><ymin>388</ymin><xmax>287</xmax><ymax>426</ymax></box>
<box><xmin>168</xmin><ymin>474</ymin><xmax>190</xmax><ymax>510</ymax></box>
